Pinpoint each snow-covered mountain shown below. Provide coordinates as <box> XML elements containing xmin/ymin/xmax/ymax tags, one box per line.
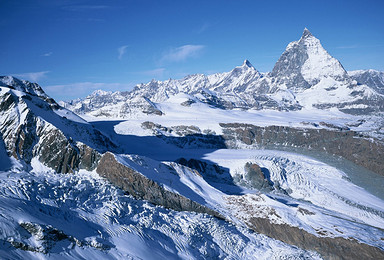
<box><xmin>1</xmin><ymin>28</ymin><xmax>384</xmax><ymax>259</ymax></box>
<box><xmin>0</xmin><ymin>76</ymin><xmax>114</xmax><ymax>173</ymax></box>
<box><xmin>349</xmin><ymin>69</ymin><xmax>384</xmax><ymax>95</ymax></box>
<box><xmin>62</xmin><ymin>28</ymin><xmax>384</xmax><ymax>117</ymax></box>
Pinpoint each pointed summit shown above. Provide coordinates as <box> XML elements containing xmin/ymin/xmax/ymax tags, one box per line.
<box><xmin>301</xmin><ymin>27</ymin><xmax>313</xmax><ymax>39</ymax></box>
<box><xmin>271</xmin><ymin>28</ymin><xmax>348</xmax><ymax>90</ymax></box>
<box><xmin>242</xmin><ymin>59</ymin><xmax>253</xmax><ymax>68</ymax></box>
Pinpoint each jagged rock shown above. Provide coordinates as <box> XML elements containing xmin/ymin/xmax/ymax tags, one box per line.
<box><xmin>243</xmin><ymin>162</ymin><xmax>273</xmax><ymax>191</ymax></box>
<box><xmin>180</xmin><ymin>99</ymin><xmax>196</xmax><ymax>107</ymax></box>
<box><xmin>176</xmin><ymin>158</ymin><xmax>225</xmax><ymax>177</ymax></box>
<box><xmin>0</xmin><ymin>78</ymin><xmax>113</xmax><ymax>173</ymax></box>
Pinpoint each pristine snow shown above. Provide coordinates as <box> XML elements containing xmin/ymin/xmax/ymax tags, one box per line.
<box><xmin>0</xmin><ymin>160</ymin><xmax>321</xmax><ymax>259</ymax></box>
<box><xmin>299</xmin><ymin>31</ymin><xmax>346</xmax><ymax>83</ymax></box>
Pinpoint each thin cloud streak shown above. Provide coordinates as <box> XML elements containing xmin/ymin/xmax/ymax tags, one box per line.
<box><xmin>43</xmin><ymin>52</ymin><xmax>53</xmax><ymax>57</ymax></box>
<box><xmin>196</xmin><ymin>23</ymin><xmax>211</xmax><ymax>34</ymax></box>
<box><xmin>161</xmin><ymin>45</ymin><xmax>205</xmax><ymax>63</ymax></box>
<box><xmin>13</xmin><ymin>71</ymin><xmax>50</xmax><ymax>82</ymax></box>
<box><xmin>118</xmin><ymin>45</ymin><xmax>129</xmax><ymax>60</ymax></box>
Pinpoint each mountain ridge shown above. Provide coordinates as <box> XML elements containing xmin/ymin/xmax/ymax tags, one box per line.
<box><xmin>61</xmin><ymin>28</ymin><xmax>384</xmax><ymax>117</ymax></box>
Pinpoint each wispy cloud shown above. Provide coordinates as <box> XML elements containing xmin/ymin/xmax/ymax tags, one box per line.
<box><xmin>196</xmin><ymin>23</ymin><xmax>211</xmax><ymax>34</ymax></box>
<box><xmin>118</xmin><ymin>45</ymin><xmax>129</xmax><ymax>60</ymax></box>
<box><xmin>42</xmin><ymin>52</ymin><xmax>53</xmax><ymax>57</ymax></box>
<box><xmin>161</xmin><ymin>45</ymin><xmax>205</xmax><ymax>63</ymax></box>
<box><xmin>45</xmin><ymin>82</ymin><xmax>134</xmax><ymax>101</ymax></box>
<box><xmin>138</xmin><ymin>68</ymin><xmax>166</xmax><ymax>78</ymax></box>
<box><xmin>13</xmin><ymin>71</ymin><xmax>50</xmax><ymax>82</ymax></box>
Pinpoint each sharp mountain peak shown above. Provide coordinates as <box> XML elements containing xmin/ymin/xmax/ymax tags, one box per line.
<box><xmin>301</xmin><ymin>27</ymin><xmax>313</xmax><ymax>39</ymax></box>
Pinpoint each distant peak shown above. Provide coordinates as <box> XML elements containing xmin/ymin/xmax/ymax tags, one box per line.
<box><xmin>91</xmin><ymin>89</ymin><xmax>111</xmax><ymax>96</ymax></box>
<box><xmin>301</xmin><ymin>27</ymin><xmax>313</xmax><ymax>39</ymax></box>
<box><xmin>242</xmin><ymin>59</ymin><xmax>253</xmax><ymax>68</ymax></box>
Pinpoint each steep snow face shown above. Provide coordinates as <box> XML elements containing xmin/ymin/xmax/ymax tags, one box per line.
<box><xmin>299</xmin><ymin>29</ymin><xmax>347</xmax><ymax>84</ymax></box>
<box><xmin>271</xmin><ymin>28</ymin><xmax>347</xmax><ymax>92</ymax></box>
<box><xmin>209</xmin><ymin>60</ymin><xmax>262</xmax><ymax>93</ymax></box>
<box><xmin>0</xmin><ymin>76</ymin><xmax>49</xmax><ymax>99</ymax></box>
<box><xmin>294</xmin><ymin>77</ymin><xmax>375</xmax><ymax>109</ymax></box>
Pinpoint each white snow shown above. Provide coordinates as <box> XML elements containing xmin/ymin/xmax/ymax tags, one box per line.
<box><xmin>0</xmin><ymin>163</ymin><xmax>321</xmax><ymax>259</ymax></box>
<box><xmin>1</xmin><ymin>28</ymin><xmax>384</xmax><ymax>259</ymax></box>
<box><xmin>299</xmin><ymin>34</ymin><xmax>346</xmax><ymax>84</ymax></box>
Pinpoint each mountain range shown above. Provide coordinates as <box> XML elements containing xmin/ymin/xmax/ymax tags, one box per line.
<box><xmin>62</xmin><ymin>28</ymin><xmax>384</xmax><ymax>118</ymax></box>
<box><xmin>0</xmin><ymin>29</ymin><xmax>384</xmax><ymax>259</ymax></box>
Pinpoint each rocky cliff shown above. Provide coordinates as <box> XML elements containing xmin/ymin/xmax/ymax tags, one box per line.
<box><xmin>0</xmin><ymin>77</ymin><xmax>113</xmax><ymax>173</ymax></box>
<box><xmin>220</xmin><ymin>123</ymin><xmax>384</xmax><ymax>176</ymax></box>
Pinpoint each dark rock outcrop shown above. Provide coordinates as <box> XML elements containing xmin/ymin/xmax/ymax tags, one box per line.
<box><xmin>96</xmin><ymin>152</ymin><xmax>223</xmax><ymax>219</ymax></box>
<box><xmin>0</xmin><ymin>83</ymin><xmax>110</xmax><ymax>173</ymax></box>
<box><xmin>142</xmin><ymin>121</ymin><xmax>226</xmax><ymax>149</ymax></box>
<box><xmin>220</xmin><ymin>123</ymin><xmax>384</xmax><ymax>176</ymax></box>
<box><xmin>247</xmin><ymin>217</ymin><xmax>384</xmax><ymax>260</ymax></box>
<box><xmin>243</xmin><ymin>162</ymin><xmax>273</xmax><ymax>191</ymax></box>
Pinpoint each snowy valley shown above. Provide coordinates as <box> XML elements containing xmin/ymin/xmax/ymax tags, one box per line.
<box><xmin>1</xmin><ymin>29</ymin><xmax>384</xmax><ymax>259</ymax></box>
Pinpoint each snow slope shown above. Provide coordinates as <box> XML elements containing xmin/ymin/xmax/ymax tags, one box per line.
<box><xmin>0</xmin><ymin>160</ymin><xmax>321</xmax><ymax>259</ymax></box>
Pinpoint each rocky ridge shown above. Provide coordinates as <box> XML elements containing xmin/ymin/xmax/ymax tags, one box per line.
<box><xmin>0</xmin><ymin>76</ymin><xmax>113</xmax><ymax>173</ymax></box>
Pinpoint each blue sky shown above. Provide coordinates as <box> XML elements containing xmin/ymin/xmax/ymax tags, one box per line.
<box><xmin>1</xmin><ymin>0</ymin><xmax>383</xmax><ymax>101</ymax></box>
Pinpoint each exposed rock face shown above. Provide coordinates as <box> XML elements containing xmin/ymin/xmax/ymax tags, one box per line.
<box><xmin>243</xmin><ymin>162</ymin><xmax>273</xmax><ymax>191</ymax></box>
<box><xmin>96</xmin><ymin>152</ymin><xmax>223</xmax><ymax>218</ymax></box>
<box><xmin>226</xmin><ymin>195</ymin><xmax>384</xmax><ymax>259</ymax></box>
<box><xmin>142</xmin><ymin>121</ymin><xmax>226</xmax><ymax>149</ymax></box>
<box><xmin>0</xmin><ymin>79</ymin><xmax>112</xmax><ymax>173</ymax></box>
<box><xmin>271</xmin><ymin>28</ymin><xmax>348</xmax><ymax>91</ymax></box>
<box><xmin>247</xmin><ymin>217</ymin><xmax>384</xmax><ymax>260</ymax></box>
<box><xmin>220</xmin><ymin>123</ymin><xmax>384</xmax><ymax>176</ymax></box>
<box><xmin>175</xmin><ymin>158</ymin><xmax>226</xmax><ymax>177</ymax></box>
